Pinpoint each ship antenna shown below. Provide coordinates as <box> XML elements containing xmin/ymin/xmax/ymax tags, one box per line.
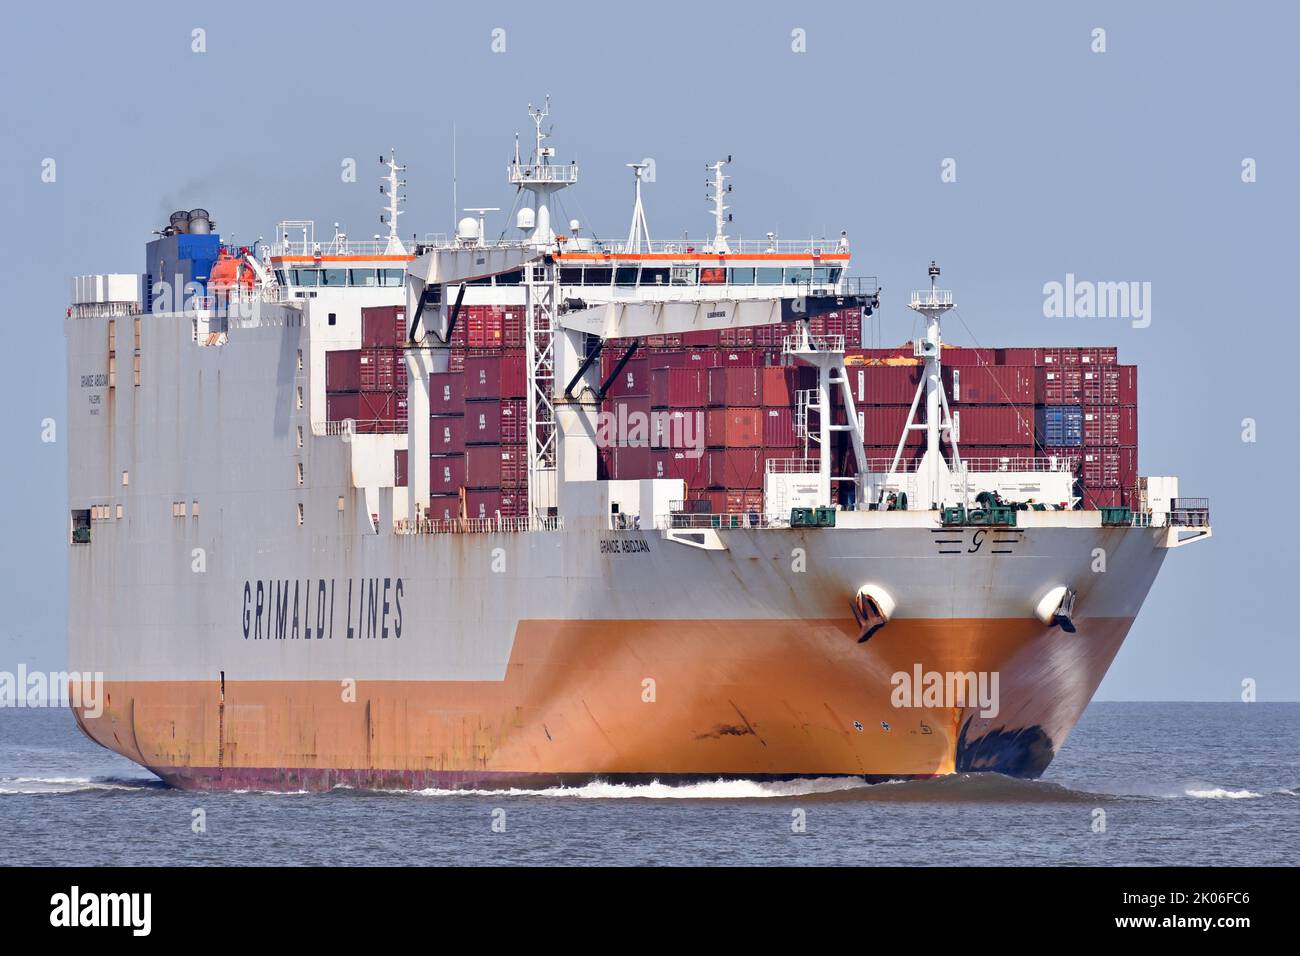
<box><xmin>625</xmin><ymin>162</ymin><xmax>652</xmax><ymax>254</ymax></box>
<box><xmin>706</xmin><ymin>156</ymin><xmax>732</xmax><ymax>254</ymax></box>
<box><xmin>380</xmin><ymin>149</ymin><xmax>408</xmax><ymax>255</ymax></box>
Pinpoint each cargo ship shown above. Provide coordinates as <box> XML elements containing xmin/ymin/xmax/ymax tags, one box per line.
<box><xmin>65</xmin><ymin>104</ymin><xmax>1210</xmax><ymax>790</ymax></box>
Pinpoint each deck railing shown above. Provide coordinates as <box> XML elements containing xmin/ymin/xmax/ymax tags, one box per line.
<box><xmin>395</xmin><ymin>515</ymin><xmax>564</xmax><ymax>535</ymax></box>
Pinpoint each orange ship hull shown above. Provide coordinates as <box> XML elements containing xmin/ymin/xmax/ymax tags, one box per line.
<box><xmin>72</xmin><ymin>615</ymin><xmax>1133</xmax><ymax>790</ymax></box>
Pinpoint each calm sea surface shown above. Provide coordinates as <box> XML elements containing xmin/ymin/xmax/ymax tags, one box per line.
<box><xmin>1</xmin><ymin>702</ymin><xmax>1295</xmax><ymax>866</ymax></box>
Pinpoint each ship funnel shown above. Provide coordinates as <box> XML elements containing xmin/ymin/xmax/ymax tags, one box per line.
<box><xmin>169</xmin><ymin>210</ymin><xmax>191</xmax><ymax>234</ymax></box>
<box><xmin>188</xmin><ymin>208</ymin><xmax>212</xmax><ymax>234</ymax></box>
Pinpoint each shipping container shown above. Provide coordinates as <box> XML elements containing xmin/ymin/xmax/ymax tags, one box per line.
<box><xmin>946</xmin><ymin>365</ymin><xmax>1036</xmax><ymax>404</ymax></box>
<box><xmin>325</xmin><ymin>349</ymin><xmax>362</xmax><ymax>392</ymax></box>
<box><xmin>761</xmin><ymin>407</ymin><xmax>798</xmax><ymax>448</ymax></box>
<box><xmin>1037</xmin><ymin>367</ymin><xmax>1084</xmax><ymax>405</ymax></box>
<box><xmin>427</xmin><ymin>494</ymin><xmax>461</xmax><ymax>522</ymax></box>
<box><xmin>430</xmin><ymin>416</ymin><xmax>467</xmax><ymax>454</ymax></box>
<box><xmin>358</xmin><ymin>391</ymin><xmax>396</xmax><ymax>426</ymax></box>
<box><xmin>761</xmin><ymin>367</ymin><xmax>797</xmax><ymax>407</ymax></box>
<box><xmin>940</xmin><ymin>347</ymin><xmax>997</xmax><ymax>367</ymax></box>
<box><xmin>1078</xmin><ymin>347</ymin><xmax>1118</xmax><ymax>366</ymax></box>
<box><xmin>465</xmin><ymin>443</ymin><xmax>526</xmax><ymax>489</ymax></box>
<box><xmin>361</xmin><ymin>305</ymin><xmax>406</xmax><ymax>348</ymax></box>
<box><xmin>359</xmin><ymin>348</ymin><xmax>400</xmax><ymax>391</ymax></box>
<box><xmin>707</xmin><ymin>366</ymin><xmax>762</xmax><ymax>406</ymax></box>
<box><xmin>609</xmin><ymin>444</ymin><xmax>653</xmax><ymax>479</ymax></box>
<box><xmin>651</xmin><ymin>448</ymin><xmax>711</xmax><ymax>489</ymax></box>
<box><xmin>464</xmin><ymin>489</ymin><xmax>527</xmax><ymax>520</ymax></box>
<box><xmin>1036</xmin><ymin>406</ymin><xmax>1084</xmax><ymax>447</ymax></box>
<box><xmin>430</xmin><ymin>371</ymin><xmax>466</xmax><ymax>416</ymax></box>
<box><xmin>705</xmin><ymin>407</ymin><xmax>763</xmax><ymax>447</ymax></box>
<box><xmin>1081</xmin><ymin>405</ymin><xmax>1138</xmax><ymax>447</ymax></box>
<box><xmin>681</xmin><ymin>330</ymin><xmax>721</xmax><ymax>347</ymax></box>
<box><xmin>648</xmin><ymin>408</ymin><xmax>706</xmax><ymax>451</ymax></box>
<box><xmin>429</xmin><ymin>455</ymin><xmax>466</xmax><ymax>495</ymax></box>
<box><xmin>860</xmin><ymin>365</ymin><xmax>922</xmax><ymax>404</ymax></box>
<box><xmin>466</xmin><ymin>398</ymin><xmax>527</xmax><ymax>445</ymax></box>
<box><xmin>326</xmin><ymin>392</ymin><xmax>360</xmax><ymax>423</ymax></box>
<box><xmin>1118</xmin><ymin>365</ymin><xmax>1137</xmax><ymax>405</ymax></box>
<box><xmin>995</xmin><ymin>347</ymin><xmax>1042</xmax><ymax>366</ymax></box>
<box><xmin>650</xmin><ymin>366</ymin><xmax>708</xmax><ymax>407</ymax></box>
<box><xmin>953</xmin><ymin>406</ymin><xmax>1035</xmax><ymax>445</ymax></box>
<box><xmin>1082</xmin><ymin>487</ymin><xmax>1121</xmax><ymax>509</ymax></box>
<box><xmin>394</xmin><ymin>449</ymin><xmax>408</xmax><ymax>487</ymax></box>
<box><xmin>708</xmin><ymin>448</ymin><xmax>764</xmax><ymax>489</ymax></box>
<box><xmin>600</xmin><ymin>354</ymin><xmax>650</xmax><ymax>398</ymax></box>
<box><xmin>724</xmin><ymin>490</ymin><xmax>765</xmax><ymax>515</ymax></box>
<box><xmin>463</xmin><ymin>353</ymin><xmax>527</xmax><ymax>400</ymax></box>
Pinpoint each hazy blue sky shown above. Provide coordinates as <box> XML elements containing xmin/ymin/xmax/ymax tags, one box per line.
<box><xmin>1</xmin><ymin>2</ymin><xmax>1294</xmax><ymax>699</ymax></box>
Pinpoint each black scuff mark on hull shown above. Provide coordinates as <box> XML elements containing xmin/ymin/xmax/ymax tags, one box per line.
<box><xmin>694</xmin><ymin>724</ymin><xmax>754</xmax><ymax>741</ymax></box>
<box><xmin>955</xmin><ymin>715</ymin><xmax>1056</xmax><ymax>778</ymax></box>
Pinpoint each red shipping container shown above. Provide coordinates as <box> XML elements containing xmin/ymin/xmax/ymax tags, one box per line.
<box><xmin>651</xmin><ymin>366</ymin><xmax>708</xmax><ymax>407</ymax></box>
<box><xmin>946</xmin><ymin>366</ymin><xmax>1036</xmax><ymax>404</ymax></box>
<box><xmin>861</xmin><ymin>406</ymin><xmax>923</xmax><ymax>447</ymax></box>
<box><xmin>707</xmin><ymin>367</ymin><xmax>762</xmax><ymax>406</ymax></box>
<box><xmin>761</xmin><ymin>407</ymin><xmax>798</xmax><ymax>448</ymax></box>
<box><xmin>464</xmin><ymin>353</ymin><xmax>526</xmax><ymax>400</ymax></box>
<box><xmin>1042</xmin><ymin>348</ymin><xmax>1081</xmax><ymax>367</ymax></box>
<box><xmin>709</xmin><ymin>449</ymin><xmax>763</xmax><ymax>489</ymax></box>
<box><xmin>995</xmin><ymin>347</ymin><xmax>1042</xmax><ymax>366</ymax></box>
<box><xmin>465</xmin><ymin>444</ymin><xmax>526</xmax><ymax>489</ymax></box>
<box><xmin>502</xmin><ymin>308</ymin><xmax>525</xmax><ymax>350</ymax></box>
<box><xmin>465</xmin><ymin>490</ymin><xmax>504</xmax><ymax>520</ymax></box>
<box><xmin>686</xmin><ymin>490</ymin><xmax>728</xmax><ymax>513</ymax></box>
<box><xmin>361</xmin><ymin>305</ymin><xmax>406</xmax><ymax>348</ymax></box>
<box><xmin>447</xmin><ymin>349</ymin><xmax>466</xmax><ymax>372</ymax></box>
<box><xmin>1037</xmin><ymin>367</ymin><xmax>1084</xmax><ymax>405</ymax></box>
<box><xmin>326</xmin><ymin>392</ymin><xmax>360</xmax><ymax>423</ymax></box>
<box><xmin>706</xmin><ymin>408</ymin><xmax>763</xmax><ymax>447</ymax></box>
<box><xmin>609</xmin><ymin>444</ymin><xmax>653</xmax><ymax>479</ymax></box>
<box><xmin>427</xmin><ymin>494</ymin><xmax>461</xmax><ymax>522</ymax></box>
<box><xmin>326</xmin><ymin>349</ymin><xmax>361</xmax><ymax>392</ymax></box>
<box><xmin>954</xmin><ymin>406</ymin><xmax>1034</xmax><ymax>445</ymax></box>
<box><xmin>600</xmin><ymin>354</ymin><xmax>650</xmax><ymax>398</ymax></box>
<box><xmin>1083</xmin><ymin>488</ymin><xmax>1121</xmax><ymax>509</ymax></box>
<box><xmin>464</xmin><ymin>305</ymin><xmax>503</xmax><ymax>349</ymax></box>
<box><xmin>1081</xmin><ymin>406</ymin><xmax>1138</xmax><ymax>447</ymax></box>
<box><xmin>359</xmin><ymin>349</ymin><xmax>399</xmax><ymax>391</ymax></box>
<box><xmin>761</xmin><ymin>367</ymin><xmax>797</xmax><ymax>407</ymax></box>
<box><xmin>430</xmin><ymin>371</ymin><xmax>465</xmax><ymax>415</ymax></box>
<box><xmin>430</xmin><ymin>416</ymin><xmax>467</xmax><ymax>454</ymax></box>
<box><xmin>724</xmin><ymin>490</ymin><xmax>764</xmax><ymax>514</ymax></box>
<box><xmin>465</xmin><ymin>399</ymin><xmax>526</xmax><ymax>445</ymax></box>
<box><xmin>651</xmin><ymin>449</ymin><xmax>711</xmax><ymax>489</ymax></box>
<box><xmin>682</xmin><ymin>330</ymin><xmax>720</xmax><ymax>347</ymax></box>
<box><xmin>859</xmin><ymin>365</ymin><xmax>922</xmax><ymax>404</ymax></box>
<box><xmin>717</xmin><ymin>349</ymin><xmax>766</xmax><ymax>368</ymax></box>
<box><xmin>940</xmin><ymin>347</ymin><xmax>997</xmax><ymax>367</ymax></box>
<box><xmin>649</xmin><ymin>408</ymin><xmax>706</xmax><ymax>450</ymax></box>
<box><xmin>394</xmin><ymin>449</ymin><xmax>408</xmax><ymax>487</ymax></box>
<box><xmin>429</xmin><ymin>455</ymin><xmax>466</xmax><ymax>494</ymax></box>
<box><xmin>358</xmin><ymin>391</ymin><xmax>396</xmax><ymax>427</ymax></box>
<box><xmin>1078</xmin><ymin>347</ymin><xmax>1118</xmax><ymax>366</ymax></box>
<box><xmin>1118</xmin><ymin>365</ymin><xmax>1137</xmax><ymax>405</ymax></box>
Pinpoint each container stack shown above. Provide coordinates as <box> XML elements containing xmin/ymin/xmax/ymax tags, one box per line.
<box><xmin>328</xmin><ymin>299</ymin><xmax>1138</xmax><ymax>514</ymax></box>
<box><xmin>324</xmin><ymin>305</ymin><xmax>407</xmax><ymax>433</ymax></box>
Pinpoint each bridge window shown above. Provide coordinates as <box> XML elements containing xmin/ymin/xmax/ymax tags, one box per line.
<box><xmin>559</xmin><ymin>267</ymin><xmax>583</xmax><ymax>284</ymax></box>
<box><xmin>812</xmin><ymin>267</ymin><xmax>832</xmax><ymax>284</ymax></box>
<box><xmin>292</xmin><ymin>269</ymin><xmax>319</xmax><ymax>286</ymax></box>
<box><xmin>379</xmin><ymin>269</ymin><xmax>404</xmax><ymax>287</ymax></box>
<box><xmin>786</xmin><ymin>267</ymin><xmax>812</xmax><ymax>284</ymax></box>
<box><xmin>615</xmin><ymin>267</ymin><xmax>639</xmax><ymax>287</ymax></box>
<box><xmin>495</xmin><ymin>270</ymin><xmax>522</xmax><ymax>286</ymax></box>
<box><xmin>728</xmin><ymin>268</ymin><xmax>755</xmax><ymax>285</ymax></box>
<box><xmin>320</xmin><ymin>268</ymin><xmax>347</xmax><ymax>287</ymax></box>
<box><xmin>584</xmin><ymin>267</ymin><xmax>612</xmax><ymax>286</ymax></box>
<box><xmin>640</xmin><ymin>267</ymin><xmax>669</xmax><ymax>286</ymax></box>
<box><xmin>70</xmin><ymin>509</ymin><xmax>91</xmax><ymax>544</ymax></box>
<box><xmin>670</xmin><ymin>266</ymin><xmax>698</xmax><ymax>286</ymax></box>
<box><xmin>756</xmin><ymin>267</ymin><xmax>783</xmax><ymax>285</ymax></box>
<box><xmin>349</xmin><ymin>268</ymin><xmax>378</xmax><ymax>287</ymax></box>
<box><xmin>700</xmin><ymin>267</ymin><xmax>726</xmax><ymax>285</ymax></box>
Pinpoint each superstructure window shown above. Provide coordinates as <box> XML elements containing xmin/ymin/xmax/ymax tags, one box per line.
<box><xmin>812</xmin><ymin>267</ymin><xmax>832</xmax><ymax>284</ymax></box>
<box><xmin>320</xmin><ymin>268</ymin><xmax>347</xmax><ymax>287</ymax></box>
<box><xmin>670</xmin><ymin>266</ymin><xmax>698</xmax><ymax>286</ymax></box>
<box><xmin>292</xmin><ymin>269</ymin><xmax>319</xmax><ymax>286</ymax></box>
<box><xmin>584</xmin><ymin>267</ymin><xmax>612</xmax><ymax>286</ymax></box>
<box><xmin>700</xmin><ymin>267</ymin><xmax>726</xmax><ymax>285</ymax></box>
<box><xmin>495</xmin><ymin>270</ymin><xmax>523</xmax><ymax>286</ymax></box>
<box><xmin>349</xmin><ymin>268</ymin><xmax>378</xmax><ymax>287</ymax></box>
<box><xmin>786</xmin><ymin>267</ymin><xmax>812</xmax><ymax>285</ymax></box>
<box><xmin>70</xmin><ymin>509</ymin><xmax>91</xmax><ymax>544</ymax></box>
<box><xmin>559</xmin><ymin>267</ymin><xmax>584</xmax><ymax>285</ymax></box>
<box><xmin>379</xmin><ymin>269</ymin><xmax>404</xmax><ymax>287</ymax></box>
<box><xmin>728</xmin><ymin>268</ymin><xmax>755</xmax><ymax>284</ymax></box>
<box><xmin>756</xmin><ymin>267</ymin><xmax>783</xmax><ymax>285</ymax></box>
<box><xmin>640</xmin><ymin>267</ymin><xmax>669</xmax><ymax>286</ymax></box>
<box><xmin>615</xmin><ymin>267</ymin><xmax>639</xmax><ymax>287</ymax></box>
<box><xmin>274</xmin><ymin>270</ymin><xmax>287</xmax><ymax>285</ymax></box>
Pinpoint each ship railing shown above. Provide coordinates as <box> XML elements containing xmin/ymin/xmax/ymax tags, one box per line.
<box><xmin>864</xmin><ymin>456</ymin><xmax>1078</xmax><ymax>474</ymax></box>
<box><xmin>1169</xmin><ymin>497</ymin><xmax>1210</xmax><ymax>527</ymax></box>
<box><xmin>660</xmin><ymin>512</ymin><xmax>777</xmax><ymax>531</ymax></box>
<box><xmin>586</xmin><ymin>237</ymin><xmax>850</xmax><ymax>256</ymax></box>
<box><xmin>789</xmin><ymin>275</ymin><xmax>880</xmax><ymax>300</ymax></box>
<box><xmin>395</xmin><ymin>515</ymin><xmax>565</xmax><ymax>535</ymax></box>
<box><xmin>68</xmin><ymin>301</ymin><xmax>142</xmax><ymax>319</ymax></box>
<box><xmin>309</xmin><ymin>419</ymin><xmax>408</xmax><ymax>437</ymax></box>
<box><xmin>767</xmin><ymin>457</ymin><xmax>821</xmax><ymax>474</ymax></box>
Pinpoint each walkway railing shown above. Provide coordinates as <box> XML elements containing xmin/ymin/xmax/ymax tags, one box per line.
<box><xmin>396</xmin><ymin>515</ymin><xmax>564</xmax><ymax>535</ymax></box>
